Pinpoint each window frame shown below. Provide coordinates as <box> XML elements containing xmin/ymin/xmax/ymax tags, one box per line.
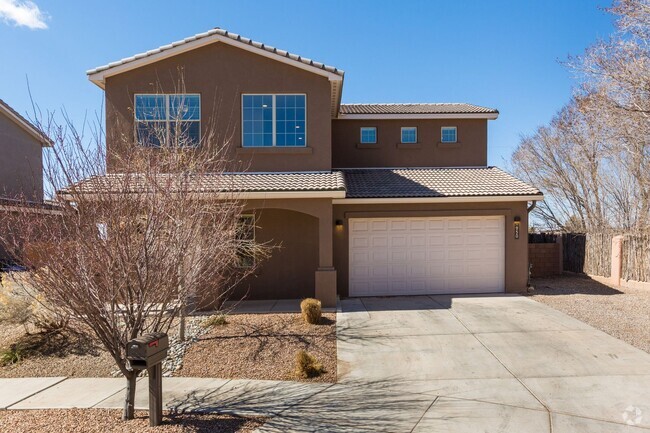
<box><xmin>360</xmin><ymin>127</ymin><xmax>377</xmax><ymax>144</ymax></box>
<box><xmin>134</xmin><ymin>93</ymin><xmax>201</xmax><ymax>147</ymax></box>
<box><xmin>236</xmin><ymin>214</ymin><xmax>256</xmax><ymax>268</ymax></box>
<box><xmin>441</xmin><ymin>126</ymin><xmax>458</xmax><ymax>143</ymax></box>
<box><xmin>241</xmin><ymin>93</ymin><xmax>308</xmax><ymax>147</ymax></box>
<box><xmin>400</xmin><ymin>127</ymin><xmax>418</xmax><ymax>144</ymax></box>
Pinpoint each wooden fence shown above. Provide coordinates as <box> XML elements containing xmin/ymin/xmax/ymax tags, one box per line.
<box><xmin>560</xmin><ymin>232</ymin><xmax>613</xmax><ymax>277</ymax></box>
<box><xmin>622</xmin><ymin>232</ymin><xmax>650</xmax><ymax>282</ymax></box>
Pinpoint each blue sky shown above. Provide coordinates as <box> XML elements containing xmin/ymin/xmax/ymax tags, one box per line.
<box><xmin>0</xmin><ymin>0</ymin><xmax>614</xmax><ymax>165</ymax></box>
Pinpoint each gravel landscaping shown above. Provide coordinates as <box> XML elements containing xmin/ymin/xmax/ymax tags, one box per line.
<box><xmin>178</xmin><ymin>313</ymin><xmax>337</xmax><ymax>382</ymax></box>
<box><xmin>530</xmin><ymin>274</ymin><xmax>650</xmax><ymax>353</ymax></box>
<box><xmin>0</xmin><ymin>409</ymin><xmax>263</xmax><ymax>432</ymax></box>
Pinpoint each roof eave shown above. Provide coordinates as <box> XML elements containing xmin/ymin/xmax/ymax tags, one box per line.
<box><xmin>333</xmin><ymin>194</ymin><xmax>544</xmax><ymax>204</ymax></box>
<box><xmin>0</xmin><ymin>103</ymin><xmax>53</xmax><ymax>147</ymax></box>
<box><xmin>337</xmin><ymin>113</ymin><xmax>499</xmax><ymax>120</ymax></box>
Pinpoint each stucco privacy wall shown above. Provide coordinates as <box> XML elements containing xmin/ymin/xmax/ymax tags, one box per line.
<box><xmin>331</xmin><ymin>118</ymin><xmax>488</xmax><ymax>168</ymax></box>
<box><xmin>333</xmin><ymin>201</ymin><xmax>530</xmax><ymax>297</ymax></box>
<box><xmin>0</xmin><ymin>111</ymin><xmax>43</xmax><ymax>201</ymax></box>
<box><xmin>104</xmin><ymin>42</ymin><xmax>333</xmax><ymax>172</ymax></box>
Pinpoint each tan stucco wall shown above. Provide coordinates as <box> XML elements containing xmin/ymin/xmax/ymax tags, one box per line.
<box><xmin>104</xmin><ymin>42</ymin><xmax>333</xmax><ymax>172</ymax></box>
<box><xmin>0</xmin><ymin>111</ymin><xmax>43</xmax><ymax>201</ymax></box>
<box><xmin>333</xmin><ymin>201</ymin><xmax>529</xmax><ymax>297</ymax></box>
<box><xmin>332</xmin><ymin>118</ymin><xmax>488</xmax><ymax>168</ymax></box>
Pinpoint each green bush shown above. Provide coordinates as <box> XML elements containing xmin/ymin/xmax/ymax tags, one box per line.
<box><xmin>0</xmin><ymin>344</ymin><xmax>24</xmax><ymax>366</ymax></box>
<box><xmin>202</xmin><ymin>314</ymin><xmax>228</xmax><ymax>328</ymax></box>
<box><xmin>295</xmin><ymin>350</ymin><xmax>324</xmax><ymax>378</ymax></box>
<box><xmin>300</xmin><ymin>298</ymin><xmax>321</xmax><ymax>325</ymax></box>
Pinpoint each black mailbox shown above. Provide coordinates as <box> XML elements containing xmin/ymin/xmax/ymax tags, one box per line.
<box><xmin>126</xmin><ymin>332</ymin><xmax>169</xmax><ymax>370</ymax></box>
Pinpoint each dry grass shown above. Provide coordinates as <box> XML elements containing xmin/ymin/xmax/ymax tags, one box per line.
<box><xmin>295</xmin><ymin>350</ymin><xmax>324</xmax><ymax>379</ymax></box>
<box><xmin>300</xmin><ymin>298</ymin><xmax>321</xmax><ymax>325</ymax></box>
<box><xmin>178</xmin><ymin>313</ymin><xmax>336</xmax><ymax>382</ymax></box>
<box><xmin>0</xmin><ymin>409</ymin><xmax>263</xmax><ymax>433</ymax></box>
<box><xmin>530</xmin><ymin>274</ymin><xmax>650</xmax><ymax>354</ymax></box>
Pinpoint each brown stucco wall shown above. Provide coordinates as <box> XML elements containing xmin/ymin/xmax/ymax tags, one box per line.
<box><xmin>230</xmin><ymin>207</ymin><xmax>319</xmax><ymax>300</ymax></box>
<box><xmin>331</xmin><ymin>118</ymin><xmax>488</xmax><ymax>168</ymax></box>
<box><xmin>0</xmin><ymin>112</ymin><xmax>43</xmax><ymax>201</ymax></box>
<box><xmin>333</xmin><ymin>201</ymin><xmax>529</xmax><ymax>297</ymax></box>
<box><xmin>103</xmin><ymin>42</ymin><xmax>333</xmax><ymax>173</ymax></box>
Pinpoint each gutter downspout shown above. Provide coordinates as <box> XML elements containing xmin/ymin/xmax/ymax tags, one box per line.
<box><xmin>526</xmin><ymin>201</ymin><xmax>537</xmax><ymax>289</ymax></box>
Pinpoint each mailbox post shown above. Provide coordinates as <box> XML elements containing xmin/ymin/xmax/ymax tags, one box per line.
<box><xmin>126</xmin><ymin>333</ymin><xmax>169</xmax><ymax>427</ymax></box>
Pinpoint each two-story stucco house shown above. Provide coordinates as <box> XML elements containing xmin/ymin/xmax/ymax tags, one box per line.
<box><xmin>85</xmin><ymin>28</ymin><xmax>542</xmax><ymax>307</ymax></box>
<box><xmin>0</xmin><ymin>99</ymin><xmax>51</xmax><ymax>202</ymax></box>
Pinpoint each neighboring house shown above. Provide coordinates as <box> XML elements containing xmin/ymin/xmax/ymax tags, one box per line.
<box><xmin>0</xmin><ymin>99</ymin><xmax>51</xmax><ymax>202</ymax></box>
<box><xmin>0</xmin><ymin>99</ymin><xmax>54</xmax><ymax>266</ymax></box>
<box><xmin>84</xmin><ymin>28</ymin><xmax>542</xmax><ymax>307</ymax></box>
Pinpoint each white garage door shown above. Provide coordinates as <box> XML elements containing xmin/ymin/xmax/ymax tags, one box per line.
<box><xmin>349</xmin><ymin>216</ymin><xmax>505</xmax><ymax>296</ymax></box>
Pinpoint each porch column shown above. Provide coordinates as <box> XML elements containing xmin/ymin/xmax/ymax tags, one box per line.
<box><xmin>315</xmin><ymin>207</ymin><xmax>337</xmax><ymax>308</ymax></box>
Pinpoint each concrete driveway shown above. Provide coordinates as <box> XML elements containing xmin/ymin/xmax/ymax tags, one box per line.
<box><xmin>329</xmin><ymin>294</ymin><xmax>650</xmax><ymax>432</ymax></box>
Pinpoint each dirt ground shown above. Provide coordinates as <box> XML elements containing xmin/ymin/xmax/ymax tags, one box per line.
<box><xmin>178</xmin><ymin>313</ymin><xmax>337</xmax><ymax>382</ymax></box>
<box><xmin>530</xmin><ymin>274</ymin><xmax>650</xmax><ymax>354</ymax></box>
<box><xmin>0</xmin><ymin>409</ymin><xmax>264</xmax><ymax>433</ymax></box>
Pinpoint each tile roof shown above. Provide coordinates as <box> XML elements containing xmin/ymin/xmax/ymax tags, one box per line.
<box><xmin>0</xmin><ymin>99</ymin><xmax>52</xmax><ymax>146</ymax></box>
<box><xmin>341</xmin><ymin>167</ymin><xmax>541</xmax><ymax>198</ymax></box>
<box><xmin>64</xmin><ymin>168</ymin><xmax>541</xmax><ymax>201</ymax></box>
<box><xmin>87</xmin><ymin>28</ymin><xmax>344</xmax><ymax>77</ymax></box>
<box><xmin>339</xmin><ymin>103</ymin><xmax>498</xmax><ymax>115</ymax></box>
<box><xmin>65</xmin><ymin>171</ymin><xmax>347</xmax><ymax>195</ymax></box>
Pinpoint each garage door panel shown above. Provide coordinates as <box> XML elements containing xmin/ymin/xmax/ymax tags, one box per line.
<box><xmin>349</xmin><ymin>216</ymin><xmax>505</xmax><ymax>297</ymax></box>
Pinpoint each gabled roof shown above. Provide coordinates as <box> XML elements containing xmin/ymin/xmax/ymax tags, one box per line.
<box><xmin>87</xmin><ymin>27</ymin><xmax>344</xmax><ymax>117</ymax></box>
<box><xmin>0</xmin><ymin>99</ymin><xmax>52</xmax><ymax>147</ymax></box>
<box><xmin>338</xmin><ymin>103</ymin><xmax>499</xmax><ymax>119</ymax></box>
<box><xmin>340</xmin><ymin>167</ymin><xmax>541</xmax><ymax>199</ymax></box>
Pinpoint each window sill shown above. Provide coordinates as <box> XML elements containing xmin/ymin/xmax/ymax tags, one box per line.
<box><xmin>356</xmin><ymin>143</ymin><xmax>379</xmax><ymax>149</ymax></box>
<box><xmin>396</xmin><ymin>143</ymin><xmax>421</xmax><ymax>149</ymax></box>
<box><xmin>236</xmin><ymin>146</ymin><xmax>313</xmax><ymax>155</ymax></box>
<box><xmin>437</xmin><ymin>142</ymin><xmax>461</xmax><ymax>148</ymax></box>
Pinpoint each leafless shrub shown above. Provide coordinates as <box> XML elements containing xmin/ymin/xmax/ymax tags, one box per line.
<box><xmin>0</xmin><ymin>90</ymin><xmax>269</xmax><ymax>419</ymax></box>
<box><xmin>300</xmin><ymin>298</ymin><xmax>322</xmax><ymax>325</ymax></box>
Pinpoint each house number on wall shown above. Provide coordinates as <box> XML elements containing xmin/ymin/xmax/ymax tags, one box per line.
<box><xmin>514</xmin><ymin>221</ymin><xmax>520</xmax><ymax>239</ymax></box>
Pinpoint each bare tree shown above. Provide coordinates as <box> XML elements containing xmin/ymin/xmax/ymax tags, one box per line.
<box><xmin>0</xmin><ymin>97</ymin><xmax>268</xmax><ymax>420</ymax></box>
<box><xmin>512</xmin><ymin>0</ymin><xmax>650</xmax><ymax>231</ymax></box>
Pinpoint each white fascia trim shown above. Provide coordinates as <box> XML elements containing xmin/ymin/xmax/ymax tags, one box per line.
<box><xmin>332</xmin><ymin>195</ymin><xmax>544</xmax><ymax>204</ymax></box>
<box><xmin>337</xmin><ymin>113</ymin><xmax>499</xmax><ymax>120</ymax></box>
<box><xmin>0</xmin><ymin>105</ymin><xmax>52</xmax><ymax>147</ymax></box>
<box><xmin>87</xmin><ymin>34</ymin><xmax>343</xmax><ymax>88</ymax></box>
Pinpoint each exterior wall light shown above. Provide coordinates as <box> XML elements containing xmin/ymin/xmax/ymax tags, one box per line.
<box><xmin>335</xmin><ymin>219</ymin><xmax>344</xmax><ymax>230</ymax></box>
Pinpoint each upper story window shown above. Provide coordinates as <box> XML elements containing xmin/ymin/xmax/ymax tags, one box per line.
<box><xmin>441</xmin><ymin>126</ymin><xmax>457</xmax><ymax>143</ymax></box>
<box><xmin>401</xmin><ymin>127</ymin><xmax>417</xmax><ymax>144</ymax></box>
<box><xmin>134</xmin><ymin>94</ymin><xmax>200</xmax><ymax>147</ymax></box>
<box><xmin>242</xmin><ymin>94</ymin><xmax>306</xmax><ymax>147</ymax></box>
<box><xmin>360</xmin><ymin>127</ymin><xmax>377</xmax><ymax>144</ymax></box>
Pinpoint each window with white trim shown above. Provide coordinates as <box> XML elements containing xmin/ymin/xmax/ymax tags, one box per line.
<box><xmin>360</xmin><ymin>127</ymin><xmax>377</xmax><ymax>144</ymax></box>
<box><xmin>237</xmin><ymin>214</ymin><xmax>255</xmax><ymax>268</ymax></box>
<box><xmin>134</xmin><ymin>94</ymin><xmax>200</xmax><ymax>147</ymax></box>
<box><xmin>441</xmin><ymin>126</ymin><xmax>457</xmax><ymax>143</ymax></box>
<box><xmin>401</xmin><ymin>127</ymin><xmax>417</xmax><ymax>144</ymax></box>
<box><xmin>242</xmin><ymin>94</ymin><xmax>306</xmax><ymax>147</ymax></box>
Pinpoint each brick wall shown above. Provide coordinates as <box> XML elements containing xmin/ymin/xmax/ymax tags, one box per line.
<box><xmin>529</xmin><ymin>243</ymin><xmax>561</xmax><ymax>278</ymax></box>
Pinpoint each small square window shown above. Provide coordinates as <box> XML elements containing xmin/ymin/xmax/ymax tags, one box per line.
<box><xmin>441</xmin><ymin>127</ymin><xmax>457</xmax><ymax>143</ymax></box>
<box><xmin>360</xmin><ymin>127</ymin><xmax>377</xmax><ymax>144</ymax></box>
<box><xmin>401</xmin><ymin>127</ymin><xmax>417</xmax><ymax>144</ymax></box>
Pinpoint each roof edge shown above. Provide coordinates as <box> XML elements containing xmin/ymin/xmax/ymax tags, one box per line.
<box><xmin>0</xmin><ymin>101</ymin><xmax>53</xmax><ymax>147</ymax></box>
<box><xmin>333</xmin><ymin>195</ymin><xmax>544</xmax><ymax>204</ymax></box>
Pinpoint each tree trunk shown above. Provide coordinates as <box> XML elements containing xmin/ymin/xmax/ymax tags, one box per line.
<box><xmin>123</xmin><ymin>371</ymin><xmax>137</xmax><ymax>420</ymax></box>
